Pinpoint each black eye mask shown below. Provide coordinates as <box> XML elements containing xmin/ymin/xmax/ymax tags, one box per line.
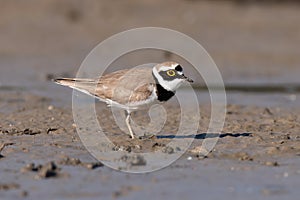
<box><xmin>159</xmin><ymin>70</ymin><xmax>182</xmax><ymax>81</ymax></box>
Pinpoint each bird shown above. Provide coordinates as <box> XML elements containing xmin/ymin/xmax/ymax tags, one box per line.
<box><xmin>54</xmin><ymin>61</ymin><xmax>193</xmax><ymax>139</ymax></box>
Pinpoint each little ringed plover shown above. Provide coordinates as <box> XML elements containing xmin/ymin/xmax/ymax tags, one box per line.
<box><xmin>54</xmin><ymin>61</ymin><xmax>193</xmax><ymax>139</ymax></box>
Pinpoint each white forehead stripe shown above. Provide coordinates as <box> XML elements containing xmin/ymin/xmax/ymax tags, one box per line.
<box><xmin>158</xmin><ymin>64</ymin><xmax>181</xmax><ymax>71</ymax></box>
<box><xmin>159</xmin><ymin>66</ymin><xmax>172</xmax><ymax>71</ymax></box>
<box><xmin>171</xmin><ymin>64</ymin><xmax>178</xmax><ymax>69</ymax></box>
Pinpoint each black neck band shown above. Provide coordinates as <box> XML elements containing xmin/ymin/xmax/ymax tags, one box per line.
<box><xmin>152</xmin><ymin>72</ymin><xmax>175</xmax><ymax>102</ymax></box>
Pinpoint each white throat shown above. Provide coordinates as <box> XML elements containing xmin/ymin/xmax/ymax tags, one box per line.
<box><xmin>152</xmin><ymin>67</ymin><xmax>184</xmax><ymax>92</ymax></box>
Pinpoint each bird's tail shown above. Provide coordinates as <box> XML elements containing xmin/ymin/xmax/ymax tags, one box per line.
<box><xmin>54</xmin><ymin>78</ymin><xmax>96</xmax><ymax>87</ymax></box>
<box><xmin>53</xmin><ymin>78</ymin><xmax>98</xmax><ymax>96</ymax></box>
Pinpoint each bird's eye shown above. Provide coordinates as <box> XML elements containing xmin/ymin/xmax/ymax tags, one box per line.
<box><xmin>167</xmin><ymin>70</ymin><xmax>176</xmax><ymax>77</ymax></box>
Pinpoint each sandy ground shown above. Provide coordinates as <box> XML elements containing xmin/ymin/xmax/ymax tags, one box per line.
<box><xmin>1</xmin><ymin>91</ymin><xmax>300</xmax><ymax>199</ymax></box>
<box><xmin>1</xmin><ymin>0</ymin><xmax>300</xmax><ymax>199</ymax></box>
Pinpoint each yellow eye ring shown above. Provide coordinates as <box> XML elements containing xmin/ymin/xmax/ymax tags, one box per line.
<box><xmin>167</xmin><ymin>70</ymin><xmax>176</xmax><ymax>77</ymax></box>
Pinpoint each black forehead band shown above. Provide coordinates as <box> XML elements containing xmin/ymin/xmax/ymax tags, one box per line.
<box><xmin>175</xmin><ymin>65</ymin><xmax>183</xmax><ymax>72</ymax></box>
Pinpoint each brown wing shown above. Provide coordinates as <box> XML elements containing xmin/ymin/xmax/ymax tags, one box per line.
<box><xmin>95</xmin><ymin>67</ymin><xmax>155</xmax><ymax>104</ymax></box>
<box><xmin>54</xmin><ymin>67</ymin><xmax>156</xmax><ymax>105</ymax></box>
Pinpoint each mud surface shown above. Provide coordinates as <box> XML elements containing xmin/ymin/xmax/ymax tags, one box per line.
<box><xmin>1</xmin><ymin>91</ymin><xmax>300</xmax><ymax>199</ymax></box>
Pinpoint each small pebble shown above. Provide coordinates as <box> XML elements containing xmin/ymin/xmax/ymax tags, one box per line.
<box><xmin>264</xmin><ymin>161</ymin><xmax>279</xmax><ymax>167</ymax></box>
<box><xmin>197</xmin><ymin>155</ymin><xmax>207</xmax><ymax>160</ymax></box>
<box><xmin>20</xmin><ymin>190</ymin><xmax>28</xmax><ymax>197</ymax></box>
<box><xmin>162</xmin><ymin>146</ymin><xmax>174</xmax><ymax>154</ymax></box>
<box><xmin>121</xmin><ymin>155</ymin><xmax>147</xmax><ymax>166</ymax></box>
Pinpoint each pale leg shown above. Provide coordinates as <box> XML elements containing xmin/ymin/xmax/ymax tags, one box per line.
<box><xmin>125</xmin><ymin>111</ymin><xmax>135</xmax><ymax>139</ymax></box>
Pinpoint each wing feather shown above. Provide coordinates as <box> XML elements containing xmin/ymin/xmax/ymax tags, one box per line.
<box><xmin>54</xmin><ymin>67</ymin><xmax>156</xmax><ymax>105</ymax></box>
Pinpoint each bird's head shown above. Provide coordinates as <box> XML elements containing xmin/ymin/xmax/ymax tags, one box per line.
<box><xmin>152</xmin><ymin>62</ymin><xmax>193</xmax><ymax>91</ymax></box>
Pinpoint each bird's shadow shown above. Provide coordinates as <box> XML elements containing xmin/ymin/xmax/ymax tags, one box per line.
<box><xmin>157</xmin><ymin>132</ymin><xmax>252</xmax><ymax>139</ymax></box>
